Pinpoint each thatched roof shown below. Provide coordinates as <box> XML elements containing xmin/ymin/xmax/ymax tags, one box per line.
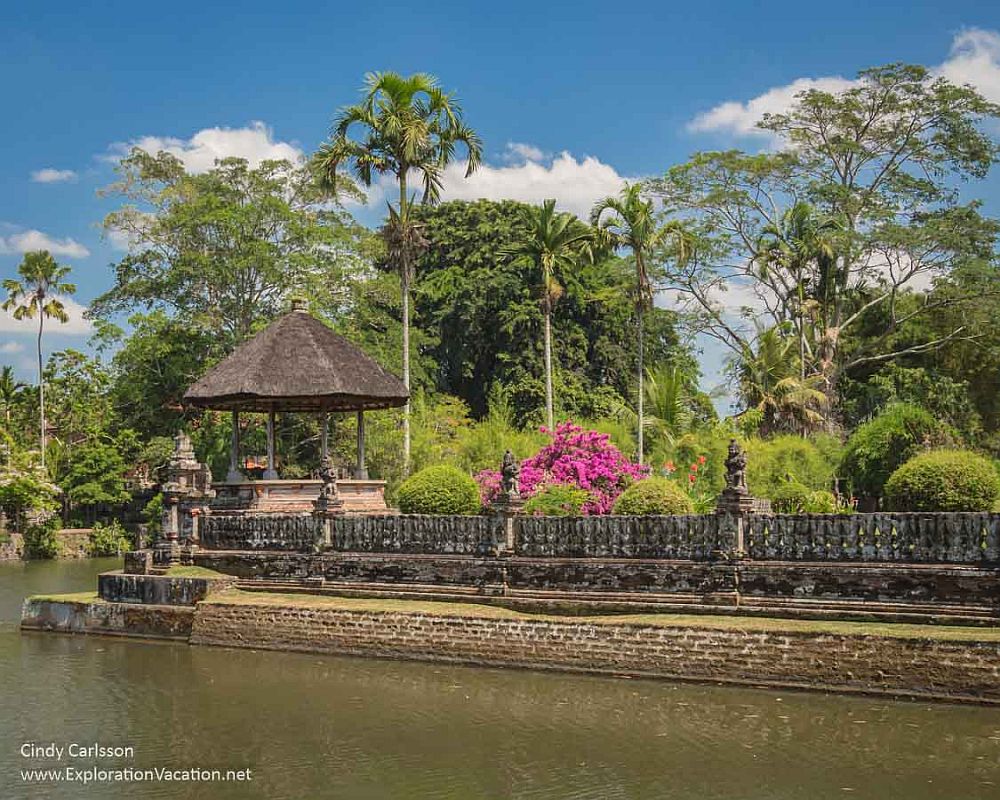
<box><xmin>183</xmin><ymin>304</ymin><xmax>409</xmax><ymax>413</ymax></box>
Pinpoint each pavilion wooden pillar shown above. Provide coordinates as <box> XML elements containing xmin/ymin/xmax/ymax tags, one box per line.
<box><xmin>320</xmin><ymin>411</ymin><xmax>329</xmax><ymax>462</ymax></box>
<box><xmin>226</xmin><ymin>409</ymin><xmax>242</xmax><ymax>482</ymax></box>
<box><xmin>264</xmin><ymin>407</ymin><xmax>278</xmax><ymax>479</ymax></box>
<box><xmin>355</xmin><ymin>410</ymin><xmax>368</xmax><ymax>480</ymax></box>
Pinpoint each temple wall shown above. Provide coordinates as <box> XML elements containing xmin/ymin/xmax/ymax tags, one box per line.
<box><xmin>188</xmin><ymin>597</ymin><xmax>1000</xmax><ymax>703</ymax></box>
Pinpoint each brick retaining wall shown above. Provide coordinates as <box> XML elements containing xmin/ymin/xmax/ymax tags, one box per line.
<box><xmin>189</xmin><ymin>598</ymin><xmax>1000</xmax><ymax>703</ymax></box>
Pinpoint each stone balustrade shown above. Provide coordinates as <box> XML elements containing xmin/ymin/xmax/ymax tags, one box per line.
<box><xmin>196</xmin><ymin>511</ymin><xmax>1000</xmax><ymax>564</ymax></box>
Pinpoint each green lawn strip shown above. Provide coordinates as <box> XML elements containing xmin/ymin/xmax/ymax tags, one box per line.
<box><xmin>204</xmin><ymin>590</ymin><xmax>1000</xmax><ymax>643</ymax></box>
<box><xmin>28</xmin><ymin>592</ymin><xmax>100</xmax><ymax>604</ymax></box>
<box><xmin>164</xmin><ymin>566</ymin><xmax>226</xmax><ymax>577</ymax></box>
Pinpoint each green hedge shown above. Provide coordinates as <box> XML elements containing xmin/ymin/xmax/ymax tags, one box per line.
<box><xmin>769</xmin><ymin>481</ymin><xmax>839</xmax><ymax>514</ymax></box>
<box><xmin>396</xmin><ymin>465</ymin><xmax>481</xmax><ymax>515</ymax></box>
<box><xmin>840</xmin><ymin>404</ymin><xmax>948</xmax><ymax>498</ymax></box>
<box><xmin>523</xmin><ymin>484</ymin><xmax>591</xmax><ymax>516</ymax></box>
<box><xmin>612</xmin><ymin>478</ymin><xmax>694</xmax><ymax>515</ymax></box>
<box><xmin>883</xmin><ymin>450</ymin><xmax>1000</xmax><ymax>512</ymax></box>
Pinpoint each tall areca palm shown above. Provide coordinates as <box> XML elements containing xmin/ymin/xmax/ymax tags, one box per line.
<box><xmin>0</xmin><ymin>366</ymin><xmax>25</xmax><ymax>428</ymax></box>
<box><xmin>312</xmin><ymin>72</ymin><xmax>482</xmax><ymax>473</ymax></box>
<box><xmin>2</xmin><ymin>251</ymin><xmax>76</xmax><ymax>467</ymax></box>
<box><xmin>504</xmin><ymin>200</ymin><xmax>594</xmax><ymax>430</ymax></box>
<box><xmin>592</xmin><ymin>183</ymin><xmax>689</xmax><ymax>464</ymax></box>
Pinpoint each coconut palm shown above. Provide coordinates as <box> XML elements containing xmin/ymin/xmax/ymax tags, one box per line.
<box><xmin>754</xmin><ymin>202</ymin><xmax>840</xmax><ymax>381</ymax></box>
<box><xmin>592</xmin><ymin>183</ymin><xmax>690</xmax><ymax>463</ymax></box>
<box><xmin>312</xmin><ymin>71</ymin><xmax>482</xmax><ymax>474</ymax></box>
<box><xmin>0</xmin><ymin>366</ymin><xmax>25</xmax><ymax>428</ymax></box>
<box><xmin>2</xmin><ymin>251</ymin><xmax>76</xmax><ymax>467</ymax></box>
<box><xmin>736</xmin><ymin>325</ymin><xmax>828</xmax><ymax>436</ymax></box>
<box><xmin>503</xmin><ymin>200</ymin><xmax>595</xmax><ymax>430</ymax></box>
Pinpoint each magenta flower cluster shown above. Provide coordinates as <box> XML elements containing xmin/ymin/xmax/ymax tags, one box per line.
<box><xmin>475</xmin><ymin>422</ymin><xmax>649</xmax><ymax>514</ymax></box>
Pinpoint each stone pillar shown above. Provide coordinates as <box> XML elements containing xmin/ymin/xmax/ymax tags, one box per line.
<box><xmin>355</xmin><ymin>410</ymin><xmax>369</xmax><ymax>480</ymax></box>
<box><xmin>226</xmin><ymin>409</ymin><xmax>242</xmax><ymax>482</ymax></box>
<box><xmin>264</xmin><ymin>407</ymin><xmax>278</xmax><ymax>479</ymax></box>
<box><xmin>716</xmin><ymin>439</ymin><xmax>754</xmax><ymax>561</ymax></box>
<box><xmin>320</xmin><ymin>411</ymin><xmax>329</xmax><ymax>463</ymax></box>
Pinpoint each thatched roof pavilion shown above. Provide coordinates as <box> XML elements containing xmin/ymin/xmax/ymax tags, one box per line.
<box><xmin>184</xmin><ymin>299</ymin><xmax>407</xmax><ymax>483</ymax></box>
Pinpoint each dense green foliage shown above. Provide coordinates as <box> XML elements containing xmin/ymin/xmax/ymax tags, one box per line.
<box><xmin>612</xmin><ymin>478</ymin><xmax>694</xmax><ymax>515</ymax></box>
<box><xmin>22</xmin><ymin>515</ymin><xmax>61</xmax><ymax>559</ymax></box>
<box><xmin>839</xmin><ymin>405</ymin><xmax>949</xmax><ymax>499</ymax></box>
<box><xmin>396</xmin><ymin>465</ymin><xmax>480</xmax><ymax>515</ymax></box>
<box><xmin>87</xmin><ymin>520</ymin><xmax>133</xmax><ymax>556</ymax></box>
<box><xmin>884</xmin><ymin>450</ymin><xmax>1000</xmax><ymax>512</ymax></box>
<box><xmin>523</xmin><ymin>484</ymin><xmax>592</xmax><ymax>516</ymax></box>
<box><xmin>745</xmin><ymin>435</ymin><xmax>839</xmax><ymax>499</ymax></box>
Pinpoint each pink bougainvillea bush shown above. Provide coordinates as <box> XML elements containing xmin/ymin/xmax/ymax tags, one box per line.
<box><xmin>475</xmin><ymin>422</ymin><xmax>648</xmax><ymax>514</ymax></box>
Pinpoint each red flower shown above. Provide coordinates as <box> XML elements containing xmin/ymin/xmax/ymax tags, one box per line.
<box><xmin>690</xmin><ymin>463</ymin><xmax>699</xmax><ymax>472</ymax></box>
<box><xmin>697</xmin><ymin>455</ymin><xmax>707</xmax><ymax>465</ymax></box>
<box><xmin>688</xmin><ymin>474</ymin><xmax>696</xmax><ymax>483</ymax></box>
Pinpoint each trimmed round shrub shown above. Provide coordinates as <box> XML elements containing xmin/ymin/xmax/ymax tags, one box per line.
<box><xmin>612</xmin><ymin>478</ymin><xmax>695</xmax><ymax>515</ymax></box>
<box><xmin>523</xmin><ymin>484</ymin><xmax>592</xmax><ymax>516</ymax></box>
<box><xmin>883</xmin><ymin>450</ymin><xmax>1000</xmax><ymax>512</ymax></box>
<box><xmin>840</xmin><ymin>404</ymin><xmax>949</xmax><ymax>499</ymax></box>
<box><xmin>396</xmin><ymin>465</ymin><xmax>480</xmax><ymax>515</ymax></box>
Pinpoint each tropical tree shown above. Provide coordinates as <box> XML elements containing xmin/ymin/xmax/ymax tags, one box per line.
<box><xmin>0</xmin><ymin>366</ymin><xmax>25</xmax><ymax>428</ymax></box>
<box><xmin>592</xmin><ymin>183</ymin><xmax>690</xmax><ymax>462</ymax></box>
<box><xmin>503</xmin><ymin>200</ymin><xmax>595</xmax><ymax>430</ymax></box>
<box><xmin>312</xmin><ymin>71</ymin><xmax>482</xmax><ymax>473</ymax></box>
<box><xmin>2</xmin><ymin>251</ymin><xmax>76</xmax><ymax>467</ymax></box>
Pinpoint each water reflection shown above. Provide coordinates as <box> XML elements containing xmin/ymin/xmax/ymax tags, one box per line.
<box><xmin>1</xmin><ymin>559</ymin><xmax>998</xmax><ymax>799</ymax></box>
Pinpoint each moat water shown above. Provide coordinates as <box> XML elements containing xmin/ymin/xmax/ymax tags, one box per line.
<box><xmin>1</xmin><ymin>559</ymin><xmax>998</xmax><ymax>799</ymax></box>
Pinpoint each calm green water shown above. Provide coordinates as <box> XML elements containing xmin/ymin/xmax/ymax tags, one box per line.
<box><xmin>1</xmin><ymin>559</ymin><xmax>999</xmax><ymax>799</ymax></box>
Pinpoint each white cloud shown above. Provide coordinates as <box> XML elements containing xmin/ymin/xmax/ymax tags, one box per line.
<box><xmin>938</xmin><ymin>27</ymin><xmax>1000</xmax><ymax>104</ymax></box>
<box><xmin>428</xmin><ymin>143</ymin><xmax>629</xmax><ymax>218</ymax></box>
<box><xmin>0</xmin><ymin>296</ymin><xmax>92</xmax><ymax>336</ymax></box>
<box><xmin>688</xmin><ymin>76</ymin><xmax>857</xmax><ymax>138</ymax></box>
<box><xmin>0</xmin><ymin>341</ymin><xmax>24</xmax><ymax>354</ymax></box>
<box><xmin>688</xmin><ymin>28</ymin><xmax>1000</xmax><ymax>138</ymax></box>
<box><xmin>0</xmin><ymin>230</ymin><xmax>90</xmax><ymax>258</ymax></box>
<box><xmin>30</xmin><ymin>168</ymin><xmax>77</xmax><ymax>184</ymax></box>
<box><xmin>109</xmin><ymin>121</ymin><xmax>303</xmax><ymax>174</ymax></box>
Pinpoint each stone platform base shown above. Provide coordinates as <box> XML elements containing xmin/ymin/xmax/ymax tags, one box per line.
<box><xmin>20</xmin><ymin>591</ymin><xmax>1000</xmax><ymax>705</ymax></box>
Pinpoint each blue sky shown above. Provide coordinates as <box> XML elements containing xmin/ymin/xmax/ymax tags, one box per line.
<box><xmin>2</xmin><ymin>1</ymin><xmax>999</xmax><ymax>397</ymax></box>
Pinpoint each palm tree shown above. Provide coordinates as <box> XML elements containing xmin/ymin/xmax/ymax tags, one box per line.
<box><xmin>0</xmin><ymin>366</ymin><xmax>25</xmax><ymax>428</ymax></box>
<box><xmin>592</xmin><ymin>183</ymin><xmax>690</xmax><ymax>463</ymax></box>
<box><xmin>642</xmin><ymin>364</ymin><xmax>697</xmax><ymax>446</ymax></box>
<box><xmin>736</xmin><ymin>325</ymin><xmax>828</xmax><ymax>436</ymax></box>
<box><xmin>312</xmin><ymin>71</ymin><xmax>482</xmax><ymax>474</ymax></box>
<box><xmin>2</xmin><ymin>251</ymin><xmax>76</xmax><ymax>468</ymax></box>
<box><xmin>503</xmin><ymin>200</ymin><xmax>594</xmax><ymax>430</ymax></box>
<box><xmin>754</xmin><ymin>202</ymin><xmax>840</xmax><ymax>382</ymax></box>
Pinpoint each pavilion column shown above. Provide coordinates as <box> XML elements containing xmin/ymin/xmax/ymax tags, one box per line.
<box><xmin>226</xmin><ymin>409</ymin><xmax>243</xmax><ymax>482</ymax></box>
<box><xmin>264</xmin><ymin>407</ymin><xmax>278</xmax><ymax>479</ymax></box>
<box><xmin>320</xmin><ymin>411</ymin><xmax>329</xmax><ymax>462</ymax></box>
<box><xmin>355</xmin><ymin>410</ymin><xmax>368</xmax><ymax>480</ymax></box>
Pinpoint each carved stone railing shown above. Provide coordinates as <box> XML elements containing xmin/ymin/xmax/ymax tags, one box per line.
<box><xmin>328</xmin><ymin>514</ymin><xmax>506</xmax><ymax>556</ymax></box>
<box><xmin>515</xmin><ymin>515</ymin><xmax>732</xmax><ymax>560</ymax></box>
<box><xmin>196</xmin><ymin>511</ymin><xmax>1000</xmax><ymax>564</ymax></box>
<box><xmin>743</xmin><ymin>513</ymin><xmax>1000</xmax><ymax>563</ymax></box>
<box><xmin>200</xmin><ymin>514</ymin><xmax>321</xmax><ymax>552</ymax></box>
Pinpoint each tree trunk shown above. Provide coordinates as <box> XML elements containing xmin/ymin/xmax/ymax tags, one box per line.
<box><xmin>543</xmin><ymin>301</ymin><xmax>554</xmax><ymax>432</ymax></box>
<box><xmin>636</xmin><ymin>304</ymin><xmax>645</xmax><ymax>465</ymax></box>
<box><xmin>399</xmin><ymin>171</ymin><xmax>411</xmax><ymax>476</ymax></box>
<box><xmin>37</xmin><ymin>312</ymin><xmax>45</xmax><ymax>470</ymax></box>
